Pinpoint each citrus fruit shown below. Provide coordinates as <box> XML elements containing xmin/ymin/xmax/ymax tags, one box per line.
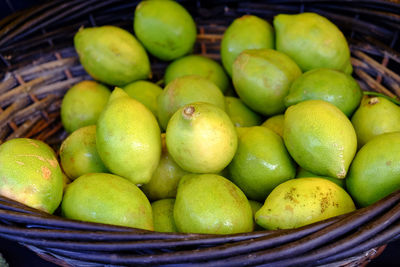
<box><xmin>232</xmin><ymin>49</ymin><xmax>302</xmax><ymax>116</ymax></box>
<box><xmin>74</xmin><ymin>26</ymin><xmax>150</xmax><ymax>86</ymax></box>
<box><xmin>60</xmin><ymin>80</ymin><xmax>110</xmax><ymax>133</ymax></box>
<box><xmin>166</xmin><ymin>102</ymin><xmax>237</xmax><ymax>174</ymax></box>
<box><xmin>174</xmin><ymin>173</ymin><xmax>253</xmax><ymax>234</ymax></box>
<box><xmin>221</xmin><ymin>15</ymin><xmax>274</xmax><ymax>76</ymax></box>
<box><xmin>0</xmin><ymin>138</ymin><xmax>63</xmax><ymax>213</ymax></box>
<box><xmin>134</xmin><ymin>0</ymin><xmax>196</xmax><ymax>60</ymax></box>
<box><xmin>255</xmin><ymin>178</ymin><xmax>355</xmax><ymax>229</ymax></box>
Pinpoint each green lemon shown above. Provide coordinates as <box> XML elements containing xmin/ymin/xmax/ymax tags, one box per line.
<box><xmin>225</xmin><ymin>96</ymin><xmax>263</xmax><ymax>127</ymax></box>
<box><xmin>221</xmin><ymin>15</ymin><xmax>274</xmax><ymax>76</ymax></box>
<box><xmin>284</xmin><ymin>68</ymin><xmax>362</xmax><ymax>116</ymax></box>
<box><xmin>284</xmin><ymin>100</ymin><xmax>357</xmax><ymax>178</ymax></box>
<box><xmin>346</xmin><ymin>132</ymin><xmax>400</xmax><ymax>207</ymax></box>
<box><xmin>61</xmin><ymin>80</ymin><xmax>110</xmax><ymax>133</ymax></box>
<box><xmin>60</xmin><ymin>125</ymin><xmax>108</xmax><ymax>180</ymax></box>
<box><xmin>166</xmin><ymin>102</ymin><xmax>237</xmax><ymax>174</ymax></box>
<box><xmin>274</xmin><ymin>12</ymin><xmax>351</xmax><ymax>73</ymax></box>
<box><xmin>152</xmin><ymin>198</ymin><xmax>178</xmax><ymax>233</ymax></box>
<box><xmin>249</xmin><ymin>200</ymin><xmax>264</xmax><ymax>231</ymax></box>
<box><xmin>255</xmin><ymin>178</ymin><xmax>355</xmax><ymax>230</ymax></box>
<box><xmin>164</xmin><ymin>55</ymin><xmax>230</xmax><ymax>93</ymax></box>
<box><xmin>232</xmin><ymin>49</ymin><xmax>302</xmax><ymax>116</ymax></box>
<box><xmin>228</xmin><ymin>126</ymin><xmax>296</xmax><ymax>201</ymax></box>
<box><xmin>123</xmin><ymin>80</ymin><xmax>163</xmax><ymax>118</ymax></box>
<box><xmin>62</xmin><ymin>173</ymin><xmax>153</xmax><ymax>230</ymax></box>
<box><xmin>0</xmin><ymin>138</ymin><xmax>63</xmax><ymax>213</ymax></box>
<box><xmin>351</xmin><ymin>96</ymin><xmax>400</xmax><ymax>148</ymax></box>
<box><xmin>141</xmin><ymin>134</ymin><xmax>189</xmax><ymax>201</ymax></box>
<box><xmin>261</xmin><ymin>114</ymin><xmax>284</xmax><ymax>137</ymax></box>
<box><xmin>134</xmin><ymin>0</ymin><xmax>196</xmax><ymax>61</ymax></box>
<box><xmin>296</xmin><ymin>167</ymin><xmax>346</xmax><ymax>188</ymax></box>
<box><xmin>96</xmin><ymin>88</ymin><xmax>161</xmax><ymax>185</ymax></box>
<box><xmin>157</xmin><ymin>75</ymin><xmax>225</xmax><ymax>130</ymax></box>
<box><xmin>74</xmin><ymin>26</ymin><xmax>150</xmax><ymax>86</ymax></box>
<box><xmin>174</xmin><ymin>174</ymin><xmax>253</xmax><ymax>234</ymax></box>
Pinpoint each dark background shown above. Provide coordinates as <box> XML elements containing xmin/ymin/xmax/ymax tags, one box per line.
<box><xmin>0</xmin><ymin>0</ymin><xmax>399</xmax><ymax>266</ymax></box>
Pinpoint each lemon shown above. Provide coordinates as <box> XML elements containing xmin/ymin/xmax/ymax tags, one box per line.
<box><xmin>96</xmin><ymin>88</ymin><xmax>161</xmax><ymax>185</ymax></box>
<box><xmin>284</xmin><ymin>100</ymin><xmax>357</xmax><ymax>178</ymax></box>
<box><xmin>134</xmin><ymin>0</ymin><xmax>196</xmax><ymax>61</ymax></box>
<box><xmin>225</xmin><ymin>96</ymin><xmax>263</xmax><ymax>127</ymax></box>
<box><xmin>174</xmin><ymin>174</ymin><xmax>253</xmax><ymax>234</ymax></box>
<box><xmin>296</xmin><ymin>167</ymin><xmax>346</xmax><ymax>188</ymax></box>
<box><xmin>261</xmin><ymin>114</ymin><xmax>284</xmax><ymax>137</ymax></box>
<box><xmin>157</xmin><ymin>75</ymin><xmax>225</xmax><ymax>130</ymax></box>
<box><xmin>141</xmin><ymin>134</ymin><xmax>189</xmax><ymax>201</ymax></box>
<box><xmin>60</xmin><ymin>125</ymin><xmax>108</xmax><ymax>180</ymax></box>
<box><xmin>351</xmin><ymin>96</ymin><xmax>400</xmax><ymax>148</ymax></box>
<box><xmin>221</xmin><ymin>15</ymin><xmax>274</xmax><ymax>76</ymax></box>
<box><xmin>61</xmin><ymin>80</ymin><xmax>110</xmax><ymax>133</ymax></box>
<box><xmin>232</xmin><ymin>49</ymin><xmax>301</xmax><ymax>116</ymax></box>
<box><xmin>74</xmin><ymin>26</ymin><xmax>150</xmax><ymax>86</ymax></box>
<box><xmin>152</xmin><ymin>198</ymin><xmax>178</xmax><ymax>233</ymax></box>
<box><xmin>0</xmin><ymin>138</ymin><xmax>63</xmax><ymax>213</ymax></box>
<box><xmin>166</xmin><ymin>102</ymin><xmax>237</xmax><ymax>174</ymax></box>
<box><xmin>274</xmin><ymin>12</ymin><xmax>351</xmax><ymax>73</ymax></box>
<box><xmin>346</xmin><ymin>132</ymin><xmax>400</xmax><ymax>207</ymax></box>
<box><xmin>256</xmin><ymin>178</ymin><xmax>355</xmax><ymax>230</ymax></box>
<box><xmin>228</xmin><ymin>126</ymin><xmax>296</xmax><ymax>201</ymax></box>
<box><xmin>285</xmin><ymin>68</ymin><xmax>362</xmax><ymax>116</ymax></box>
<box><xmin>123</xmin><ymin>80</ymin><xmax>162</xmax><ymax>118</ymax></box>
<box><xmin>164</xmin><ymin>55</ymin><xmax>229</xmax><ymax>93</ymax></box>
<box><xmin>62</xmin><ymin>173</ymin><xmax>153</xmax><ymax>230</ymax></box>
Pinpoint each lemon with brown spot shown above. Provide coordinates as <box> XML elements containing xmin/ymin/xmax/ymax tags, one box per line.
<box><xmin>0</xmin><ymin>138</ymin><xmax>63</xmax><ymax>213</ymax></box>
<box><xmin>255</xmin><ymin>178</ymin><xmax>355</xmax><ymax>229</ymax></box>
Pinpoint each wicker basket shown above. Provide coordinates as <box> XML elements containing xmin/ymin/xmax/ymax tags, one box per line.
<box><xmin>1</xmin><ymin>0</ymin><xmax>400</xmax><ymax>266</ymax></box>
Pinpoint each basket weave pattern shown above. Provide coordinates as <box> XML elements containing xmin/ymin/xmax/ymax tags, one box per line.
<box><xmin>0</xmin><ymin>0</ymin><xmax>400</xmax><ymax>266</ymax></box>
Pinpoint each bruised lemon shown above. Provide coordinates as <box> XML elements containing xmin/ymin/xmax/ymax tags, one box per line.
<box><xmin>0</xmin><ymin>138</ymin><xmax>63</xmax><ymax>213</ymax></box>
<box><xmin>255</xmin><ymin>178</ymin><xmax>355</xmax><ymax>229</ymax></box>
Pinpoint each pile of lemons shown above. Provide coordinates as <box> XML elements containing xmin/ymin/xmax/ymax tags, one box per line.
<box><xmin>1</xmin><ymin>0</ymin><xmax>400</xmax><ymax>235</ymax></box>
